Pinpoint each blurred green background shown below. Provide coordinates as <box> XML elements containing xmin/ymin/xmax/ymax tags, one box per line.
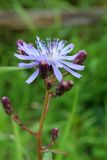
<box><xmin>0</xmin><ymin>0</ymin><xmax>107</xmax><ymax>160</ymax></box>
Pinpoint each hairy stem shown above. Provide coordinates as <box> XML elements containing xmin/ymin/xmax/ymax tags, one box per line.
<box><xmin>37</xmin><ymin>90</ymin><xmax>50</xmax><ymax>160</ymax></box>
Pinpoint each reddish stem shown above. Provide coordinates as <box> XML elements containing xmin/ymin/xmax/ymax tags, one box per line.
<box><xmin>37</xmin><ymin>90</ymin><xmax>51</xmax><ymax>160</ymax></box>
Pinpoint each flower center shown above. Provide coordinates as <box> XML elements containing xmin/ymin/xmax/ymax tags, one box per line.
<box><xmin>39</xmin><ymin>60</ymin><xmax>50</xmax><ymax>79</ymax></box>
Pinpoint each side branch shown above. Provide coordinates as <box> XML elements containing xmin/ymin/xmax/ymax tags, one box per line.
<box><xmin>11</xmin><ymin>114</ymin><xmax>37</xmax><ymax>137</ymax></box>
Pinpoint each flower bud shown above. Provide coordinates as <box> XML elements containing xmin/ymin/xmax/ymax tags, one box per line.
<box><xmin>65</xmin><ymin>80</ymin><xmax>74</xmax><ymax>91</ymax></box>
<box><xmin>73</xmin><ymin>50</ymin><xmax>87</xmax><ymax>65</ymax></box>
<box><xmin>51</xmin><ymin>128</ymin><xmax>59</xmax><ymax>141</ymax></box>
<box><xmin>16</xmin><ymin>39</ymin><xmax>24</xmax><ymax>46</ymax></box>
<box><xmin>16</xmin><ymin>40</ymin><xmax>26</xmax><ymax>55</ymax></box>
<box><xmin>1</xmin><ymin>96</ymin><xmax>13</xmax><ymax>116</ymax></box>
<box><xmin>39</xmin><ymin>60</ymin><xmax>50</xmax><ymax>79</ymax></box>
<box><xmin>56</xmin><ymin>80</ymin><xmax>74</xmax><ymax>96</ymax></box>
<box><xmin>56</xmin><ymin>81</ymin><xmax>65</xmax><ymax>96</ymax></box>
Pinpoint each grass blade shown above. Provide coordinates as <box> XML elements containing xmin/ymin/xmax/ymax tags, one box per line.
<box><xmin>0</xmin><ymin>67</ymin><xmax>24</xmax><ymax>74</ymax></box>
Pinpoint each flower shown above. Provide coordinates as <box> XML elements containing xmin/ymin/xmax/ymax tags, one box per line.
<box><xmin>15</xmin><ymin>37</ymin><xmax>85</xmax><ymax>84</ymax></box>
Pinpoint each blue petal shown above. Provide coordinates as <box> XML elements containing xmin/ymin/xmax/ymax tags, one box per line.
<box><xmin>59</xmin><ymin>43</ymin><xmax>75</xmax><ymax>56</ymax></box>
<box><xmin>52</xmin><ymin>60</ymin><xmax>63</xmax><ymax>68</ymax></box>
<box><xmin>36</xmin><ymin>36</ymin><xmax>43</xmax><ymax>49</ymax></box>
<box><xmin>25</xmin><ymin>69</ymin><xmax>39</xmax><ymax>84</ymax></box>
<box><xmin>57</xmin><ymin>40</ymin><xmax>65</xmax><ymax>51</ymax></box>
<box><xmin>57</xmin><ymin>55</ymin><xmax>78</xmax><ymax>60</ymax></box>
<box><xmin>62</xmin><ymin>65</ymin><xmax>82</xmax><ymax>78</ymax></box>
<box><xmin>18</xmin><ymin>62</ymin><xmax>36</xmax><ymax>68</ymax></box>
<box><xmin>15</xmin><ymin>54</ymin><xmax>36</xmax><ymax>60</ymax></box>
<box><xmin>51</xmin><ymin>64</ymin><xmax>62</xmax><ymax>81</ymax></box>
<box><xmin>36</xmin><ymin>36</ymin><xmax>47</xmax><ymax>55</ymax></box>
<box><xmin>59</xmin><ymin>60</ymin><xmax>85</xmax><ymax>70</ymax></box>
<box><xmin>18</xmin><ymin>42</ymin><xmax>39</xmax><ymax>56</ymax></box>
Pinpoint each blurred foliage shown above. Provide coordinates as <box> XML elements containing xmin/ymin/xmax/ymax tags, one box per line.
<box><xmin>0</xmin><ymin>0</ymin><xmax>107</xmax><ymax>160</ymax></box>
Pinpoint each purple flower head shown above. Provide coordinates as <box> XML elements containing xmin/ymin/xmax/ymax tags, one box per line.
<box><xmin>15</xmin><ymin>36</ymin><xmax>85</xmax><ymax>84</ymax></box>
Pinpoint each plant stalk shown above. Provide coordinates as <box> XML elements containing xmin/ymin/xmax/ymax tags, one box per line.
<box><xmin>37</xmin><ymin>90</ymin><xmax>50</xmax><ymax>160</ymax></box>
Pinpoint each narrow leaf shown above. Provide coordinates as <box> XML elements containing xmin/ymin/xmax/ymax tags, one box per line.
<box><xmin>0</xmin><ymin>67</ymin><xmax>23</xmax><ymax>74</ymax></box>
<box><xmin>51</xmin><ymin>149</ymin><xmax>68</xmax><ymax>155</ymax></box>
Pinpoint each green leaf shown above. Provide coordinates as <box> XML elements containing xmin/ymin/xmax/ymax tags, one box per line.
<box><xmin>51</xmin><ymin>149</ymin><xmax>68</xmax><ymax>155</ymax></box>
<box><xmin>0</xmin><ymin>67</ymin><xmax>24</xmax><ymax>74</ymax></box>
<box><xmin>43</xmin><ymin>152</ymin><xmax>53</xmax><ymax>160</ymax></box>
<box><xmin>12</xmin><ymin>121</ymin><xmax>23</xmax><ymax>160</ymax></box>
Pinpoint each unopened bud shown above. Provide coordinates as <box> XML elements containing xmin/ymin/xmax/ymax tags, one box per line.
<box><xmin>39</xmin><ymin>60</ymin><xmax>50</xmax><ymax>79</ymax></box>
<box><xmin>1</xmin><ymin>96</ymin><xmax>13</xmax><ymax>116</ymax></box>
<box><xmin>16</xmin><ymin>39</ymin><xmax>24</xmax><ymax>46</ymax></box>
<box><xmin>56</xmin><ymin>80</ymin><xmax>74</xmax><ymax>96</ymax></box>
<box><xmin>17</xmin><ymin>40</ymin><xmax>26</xmax><ymax>55</ymax></box>
<box><xmin>65</xmin><ymin>80</ymin><xmax>74</xmax><ymax>91</ymax></box>
<box><xmin>51</xmin><ymin>128</ymin><xmax>59</xmax><ymax>141</ymax></box>
<box><xmin>56</xmin><ymin>81</ymin><xmax>65</xmax><ymax>96</ymax></box>
<box><xmin>73</xmin><ymin>50</ymin><xmax>87</xmax><ymax>65</ymax></box>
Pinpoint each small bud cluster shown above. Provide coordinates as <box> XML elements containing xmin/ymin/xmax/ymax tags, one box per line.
<box><xmin>1</xmin><ymin>96</ymin><xmax>13</xmax><ymax>116</ymax></box>
<box><xmin>56</xmin><ymin>80</ymin><xmax>74</xmax><ymax>96</ymax></box>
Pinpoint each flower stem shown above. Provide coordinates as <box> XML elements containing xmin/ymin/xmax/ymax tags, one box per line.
<box><xmin>37</xmin><ymin>90</ymin><xmax>50</xmax><ymax>160</ymax></box>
